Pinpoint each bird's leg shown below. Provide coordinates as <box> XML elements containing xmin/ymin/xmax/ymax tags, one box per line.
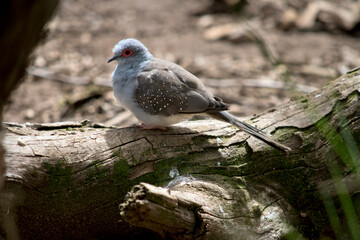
<box><xmin>136</xmin><ymin>123</ymin><xmax>167</xmax><ymax>130</ymax></box>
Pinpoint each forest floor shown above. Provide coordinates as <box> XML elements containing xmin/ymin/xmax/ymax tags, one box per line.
<box><xmin>4</xmin><ymin>0</ymin><xmax>360</xmax><ymax>127</ymax></box>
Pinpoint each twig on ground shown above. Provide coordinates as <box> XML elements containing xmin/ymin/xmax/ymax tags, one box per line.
<box><xmin>205</xmin><ymin>78</ymin><xmax>318</xmax><ymax>93</ymax></box>
<box><xmin>26</xmin><ymin>66</ymin><xmax>111</xmax><ymax>88</ymax></box>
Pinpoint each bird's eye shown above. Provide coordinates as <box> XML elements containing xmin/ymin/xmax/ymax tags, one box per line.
<box><xmin>122</xmin><ymin>48</ymin><xmax>133</xmax><ymax>58</ymax></box>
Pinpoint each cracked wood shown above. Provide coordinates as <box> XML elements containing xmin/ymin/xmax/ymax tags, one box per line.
<box><xmin>1</xmin><ymin>71</ymin><xmax>360</xmax><ymax>239</ymax></box>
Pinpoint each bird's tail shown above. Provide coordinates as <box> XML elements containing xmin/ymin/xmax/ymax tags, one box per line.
<box><xmin>209</xmin><ymin>111</ymin><xmax>291</xmax><ymax>152</ymax></box>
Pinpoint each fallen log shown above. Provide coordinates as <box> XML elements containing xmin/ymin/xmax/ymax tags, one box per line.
<box><xmin>1</xmin><ymin>70</ymin><xmax>360</xmax><ymax>239</ymax></box>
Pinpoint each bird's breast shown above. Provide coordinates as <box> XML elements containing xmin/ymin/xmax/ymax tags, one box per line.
<box><xmin>112</xmin><ymin>78</ymin><xmax>136</xmax><ymax>111</ymax></box>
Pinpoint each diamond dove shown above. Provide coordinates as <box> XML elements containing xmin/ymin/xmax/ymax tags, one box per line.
<box><xmin>108</xmin><ymin>38</ymin><xmax>291</xmax><ymax>152</ymax></box>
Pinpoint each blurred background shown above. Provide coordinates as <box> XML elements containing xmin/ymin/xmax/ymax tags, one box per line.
<box><xmin>3</xmin><ymin>0</ymin><xmax>360</xmax><ymax>126</ymax></box>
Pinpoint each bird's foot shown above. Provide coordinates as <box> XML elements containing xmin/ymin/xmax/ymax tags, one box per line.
<box><xmin>136</xmin><ymin>123</ymin><xmax>167</xmax><ymax>130</ymax></box>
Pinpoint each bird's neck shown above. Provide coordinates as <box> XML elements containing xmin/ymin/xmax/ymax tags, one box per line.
<box><xmin>113</xmin><ymin>58</ymin><xmax>152</xmax><ymax>84</ymax></box>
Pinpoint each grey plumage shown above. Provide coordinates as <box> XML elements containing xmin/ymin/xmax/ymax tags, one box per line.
<box><xmin>136</xmin><ymin>58</ymin><xmax>228</xmax><ymax>116</ymax></box>
<box><xmin>109</xmin><ymin>38</ymin><xmax>291</xmax><ymax>152</ymax></box>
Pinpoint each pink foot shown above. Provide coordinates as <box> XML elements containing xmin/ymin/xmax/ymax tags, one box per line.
<box><xmin>136</xmin><ymin>123</ymin><xmax>167</xmax><ymax>130</ymax></box>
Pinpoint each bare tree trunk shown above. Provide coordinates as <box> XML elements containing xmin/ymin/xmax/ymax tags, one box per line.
<box><xmin>0</xmin><ymin>0</ymin><xmax>59</xmax><ymax>187</ymax></box>
<box><xmin>0</xmin><ymin>1</ymin><xmax>59</xmax><ymax>239</ymax></box>
<box><xmin>2</xmin><ymin>71</ymin><xmax>360</xmax><ymax>239</ymax></box>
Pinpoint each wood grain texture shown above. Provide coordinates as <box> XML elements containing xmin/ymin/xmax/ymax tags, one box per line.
<box><xmin>1</xmin><ymin>71</ymin><xmax>360</xmax><ymax>239</ymax></box>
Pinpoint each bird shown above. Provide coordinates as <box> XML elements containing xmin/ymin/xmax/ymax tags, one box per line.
<box><xmin>108</xmin><ymin>38</ymin><xmax>291</xmax><ymax>152</ymax></box>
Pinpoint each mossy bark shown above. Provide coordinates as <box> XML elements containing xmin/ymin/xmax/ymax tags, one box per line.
<box><xmin>1</xmin><ymin>71</ymin><xmax>360</xmax><ymax>239</ymax></box>
<box><xmin>0</xmin><ymin>1</ymin><xmax>59</xmax><ymax>239</ymax></box>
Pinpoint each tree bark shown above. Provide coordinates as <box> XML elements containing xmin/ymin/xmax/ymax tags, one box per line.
<box><xmin>0</xmin><ymin>1</ymin><xmax>59</xmax><ymax>239</ymax></box>
<box><xmin>2</xmin><ymin>71</ymin><xmax>360</xmax><ymax>239</ymax></box>
<box><xmin>0</xmin><ymin>0</ymin><xmax>59</xmax><ymax>189</ymax></box>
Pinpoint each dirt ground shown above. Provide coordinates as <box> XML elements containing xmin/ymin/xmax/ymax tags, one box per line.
<box><xmin>4</xmin><ymin>0</ymin><xmax>360</xmax><ymax>127</ymax></box>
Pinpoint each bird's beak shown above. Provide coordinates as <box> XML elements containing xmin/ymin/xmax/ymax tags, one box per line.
<box><xmin>107</xmin><ymin>55</ymin><xmax>117</xmax><ymax>63</ymax></box>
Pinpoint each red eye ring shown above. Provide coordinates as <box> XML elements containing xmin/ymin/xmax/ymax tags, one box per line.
<box><xmin>122</xmin><ymin>48</ymin><xmax>133</xmax><ymax>57</ymax></box>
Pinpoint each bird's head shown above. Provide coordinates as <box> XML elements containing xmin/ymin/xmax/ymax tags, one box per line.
<box><xmin>107</xmin><ymin>38</ymin><xmax>153</xmax><ymax>66</ymax></box>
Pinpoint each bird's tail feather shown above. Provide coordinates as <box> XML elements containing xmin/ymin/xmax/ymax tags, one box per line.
<box><xmin>209</xmin><ymin>111</ymin><xmax>291</xmax><ymax>152</ymax></box>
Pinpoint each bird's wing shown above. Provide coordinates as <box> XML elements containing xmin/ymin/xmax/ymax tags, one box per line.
<box><xmin>135</xmin><ymin>58</ymin><xmax>228</xmax><ymax>116</ymax></box>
